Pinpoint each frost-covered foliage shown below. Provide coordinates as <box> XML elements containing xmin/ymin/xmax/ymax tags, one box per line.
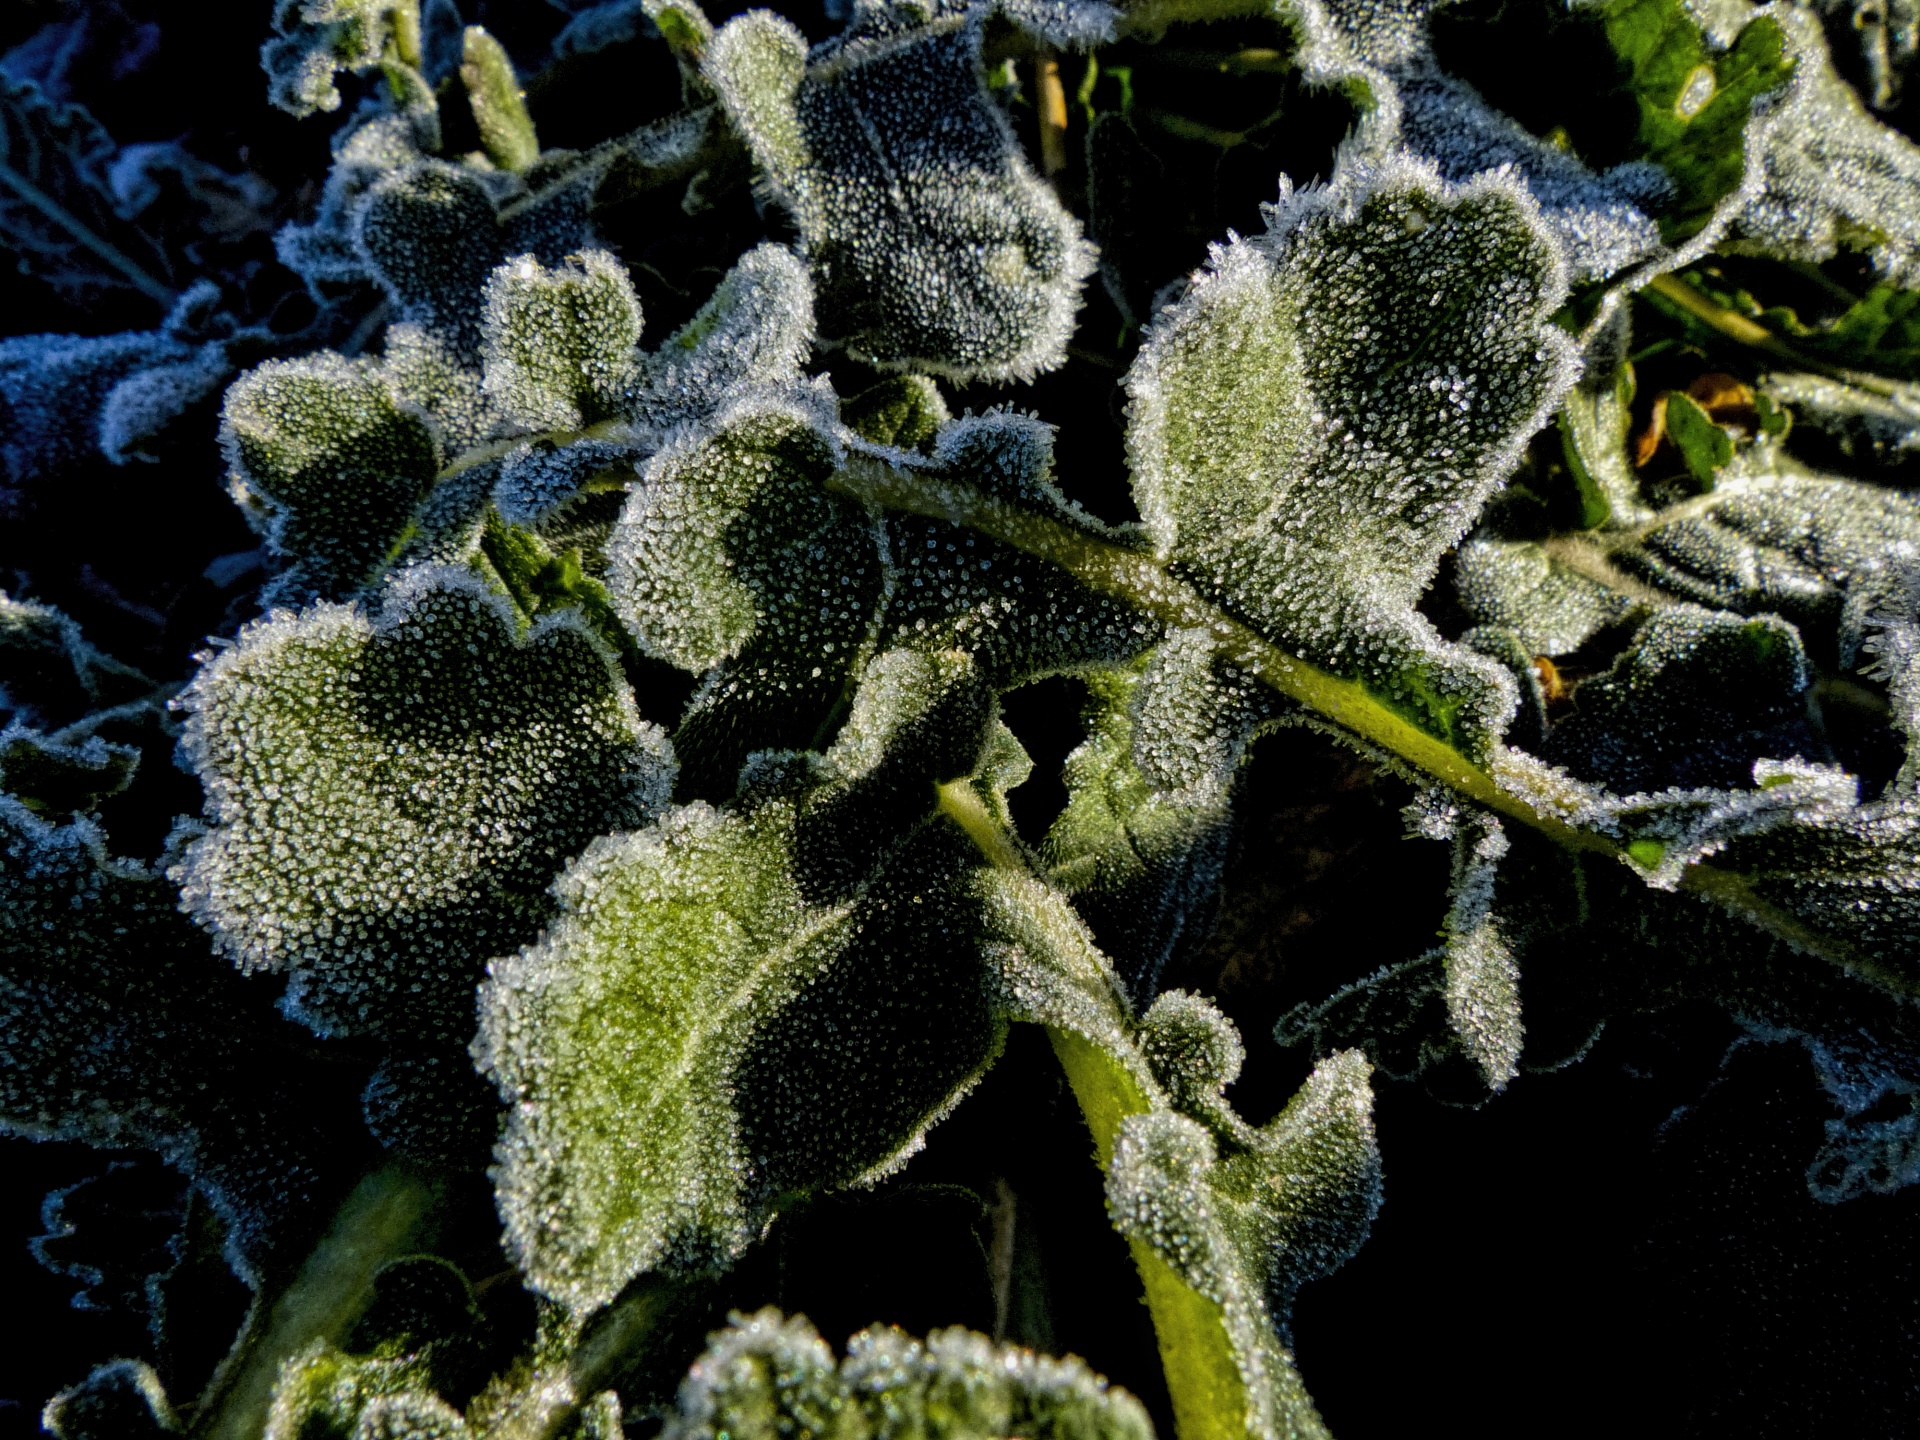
<box><xmin>10</xmin><ymin>0</ymin><xmax>1920</xmax><ymax>1434</ymax></box>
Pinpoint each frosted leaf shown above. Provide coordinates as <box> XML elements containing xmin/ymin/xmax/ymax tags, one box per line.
<box><xmin>99</xmin><ymin>341</ymin><xmax>234</xmax><ymax>465</ymax></box>
<box><xmin>0</xmin><ymin>73</ymin><xmax>176</xmax><ymax>307</ymax></box>
<box><xmin>702</xmin><ymin>8</ymin><xmax>1095</xmax><ymax>380</ymax></box>
<box><xmin>1394</xmin><ymin>62</ymin><xmax>1668</xmax><ymax>284</ymax></box>
<box><xmin>0</xmin><ymin>799</ymin><xmax>340</xmax><ymax>1283</ymax></box>
<box><xmin>608</xmin><ymin>388</ymin><xmax>881</xmax><ymax>791</ymax></box>
<box><xmin>664</xmin><ymin>1308</ymin><xmax>1153</xmax><ymax>1440</ymax></box>
<box><xmin>628</xmin><ymin>243</ymin><xmax>816</xmax><ymax>440</ymax></box>
<box><xmin>276</xmin><ymin>108</ymin><xmax>437</xmax><ymax>291</ymax></box>
<box><xmin>493</xmin><ymin>439</ymin><xmax>633</xmax><ymax>526</ymax></box>
<box><xmin>1438</xmin><ymin>811</ymin><xmax>1521</xmax><ymax>1089</ymax></box>
<box><xmin>1041</xmin><ymin>663</ymin><xmax>1238</xmax><ymax>1003</ymax></box>
<box><xmin>1543</xmin><ymin>606</ymin><xmax>1815</xmax><ymax>793</ymax></box>
<box><xmin>265</xmin><ymin>1340</ymin><xmax>447</xmax><ymax>1440</ymax></box>
<box><xmin>1761</xmin><ymin>370</ymin><xmax>1920</xmax><ymax>466</ymax></box>
<box><xmin>1453</xmin><ymin>537</ymin><xmax>1641</xmax><ymax>658</ymax></box>
<box><xmin>355</xmin><ymin>158</ymin><xmax>598</xmax><ymax>357</ymax></box>
<box><xmin>1722</xmin><ymin>1</ymin><xmax>1920</xmax><ymax>283</ymax></box>
<box><xmin>0</xmin><ymin>329</ymin><xmax>192</xmax><ymax>494</ymax></box>
<box><xmin>1137</xmin><ymin>990</ymin><xmax>1247</xmax><ymax>1136</ymax></box>
<box><xmin>220</xmin><ymin>354</ymin><xmax>443</xmax><ymax>599</ymax></box>
<box><xmin>262</xmin><ymin>0</ymin><xmax>423</xmax><ymax>118</ymax></box>
<box><xmin>482</xmin><ymin>250</ymin><xmax>642</xmax><ymax>433</ymax></box>
<box><xmin>0</xmin><ymin>593</ymin><xmax>150</xmax><ymax>727</ymax></box>
<box><xmin>478</xmin><ymin>781</ymin><xmax>1005</xmax><ymax>1313</ymax></box>
<box><xmin>379</xmin><ymin>325</ymin><xmax>501</xmax><ymax>453</ymax></box>
<box><xmin>42</xmin><ymin>1360</ymin><xmax>178</xmax><ymax>1439</ymax></box>
<box><xmin>1126</xmin><ymin>156</ymin><xmax>1575</xmax><ymax>759</ymax></box>
<box><xmin>175</xmin><ymin>564</ymin><xmax>673</xmax><ymax>1043</ymax></box>
<box><xmin>1105</xmin><ymin>1051</ymin><xmax>1380</xmax><ymax>1439</ymax></box>
<box><xmin>0</xmin><ymin>726</ymin><xmax>139</xmax><ymax>820</ymax></box>
<box><xmin>554</xmin><ymin>1</ymin><xmax>654</xmax><ymax>57</ymax></box>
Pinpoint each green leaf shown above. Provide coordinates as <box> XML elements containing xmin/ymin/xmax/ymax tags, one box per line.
<box><xmin>478</xmin><ymin>649</ymin><xmax>1009</xmax><ymax>1314</ymax></box>
<box><xmin>1125</xmin><ymin>158</ymin><xmax>1578</xmax><ymax>760</ymax></box>
<box><xmin>1590</xmin><ymin>0</ymin><xmax>1793</xmax><ymax>241</ymax></box>
<box><xmin>702</xmin><ymin>8</ymin><xmax>1095</xmax><ymax>380</ymax></box>
<box><xmin>220</xmin><ymin>355</ymin><xmax>443</xmax><ymax>599</ymax></box>
<box><xmin>1662</xmin><ymin>388</ymin><xmax>1735</xmax><ymax>488</ymax></box>
<box><xmin>459</xmin><ymin>26</ymin><xmax>539</xmax><ymax>173</ymax></box>
<box><xmin>1453</xmin><ymin>537</ymin><xmax>1642</xmax><ymax>659</ymax></box>
<box><xmin>175</xmin><ymin>565</ymin><xmax>674</xmax><ymax>1045</ymax></box>
<box><xmin>481</xmin><ymin>249</ymin><xmax>642</xmax><ymax>433</ymax></box>
<box><xmin>662</xmin><ymin>1309</ymin><xmax>1156</xmax><ymax>1440</ymax></box>
<box><xmin>0</xmin><ymin>727</ymin><xmax>139</xmax><ymax>820</ymax></box>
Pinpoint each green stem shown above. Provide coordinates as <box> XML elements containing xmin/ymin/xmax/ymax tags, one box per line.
<box><xmin>935</xmin><ymin>781</ymin><xmax>1255</xmax><ymax>1440</ymax></box>
<box><xmin>193</xmin><ymin>1165</ymin><xmax>438</xmax><ymax>1440</ymax></box>
<box><xmin>1643</xmin><ymin>273</ymin><xmax>1906</xmax><ymax>398</ymax></box>
<box><xmin>851</xmin><ymin>462</ymin><xmax>1895</xmax><ymax>994</ymax></box>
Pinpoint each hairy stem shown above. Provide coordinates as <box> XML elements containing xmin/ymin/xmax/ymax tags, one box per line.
<box><xmin>851</xmin><ymin>461</ymin><xmax>1897</xmax><ymax>993</ymax></box>
<box><xmin>193</xmin><ymin>1165</ymin><xmax>438</xmax><ymax>1440</ymax></box>
<box><xmin>935</xmin><ymin>781</ymin><xmax>1257</xmax><ymax>1440</ymax></box>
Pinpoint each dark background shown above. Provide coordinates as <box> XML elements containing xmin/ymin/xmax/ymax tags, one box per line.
<box><xmin>3</xmin><ymin>1</ymin><xmax>1918</xmax><ymax>1435</ymax></box>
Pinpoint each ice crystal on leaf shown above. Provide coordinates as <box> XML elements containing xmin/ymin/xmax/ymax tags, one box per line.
<box><xmin>1126</xmin><ymin>156</ymin><xmax>1578</xmax><ymax>758</ymax></box>
<box><xmin>702</xmin><ymin>4</ymin><xmax>1095</xmax><ymax>380</ymax></box>
<box><xmin>263</xmin><ymin>0</ymin><xmax>425</xmax><ymax>118</ymax></box>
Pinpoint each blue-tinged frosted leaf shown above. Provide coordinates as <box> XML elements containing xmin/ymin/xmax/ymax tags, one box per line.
<box><xmin>42</xmin><ymin>1360</ymin><xmax>178</xmax><ymax>1439</ymax></box>
<box><xmin>175</xmin><ymin>564</ymin><xmax>674</xmax><ymax>1044</ymax></box>
<box><xmin>0</xmin><ymin>593</ymin><xmax>150</xmax><ymax>727</ymax></box>
<box><xmin>0</xmin><ymin>329</ymin><xmax>191</xmax><ymax>495</ymax></box>
<box><xmin>702</xmin><ymin>8</ymin><xmax>1094</xmax><ymax>380</ymax></box>
<box><xmin>493</xmin><ymin>439</ymin><xmax>633</xmax><ymax>527</ymax></box>
<box><xmin>220</xmin><ymin>354</ymin><xmax>444</xmax><ymax>601</ymax></box>
<box><xmin>262</xmin><ymin>0</ymin><xmax>425</xmax><ymax>118</ymax></box>
<box><xmin>0</xmin><ymin>73</ymin><xmax>176</xmax><ymax>306</ymax></box>
<box><xmin>664</xmin><ymin>1309</ymin><xmax>1154</xmax><ymax>1440</ymax></box>
<box><xmin>1105</xmin><ymin>1051</ymin><xmax>1380</xmax><ymax>1438</ymax></box>
<box><xmin>1</xmin><ymin>798</ymin><xmax>343</xmax><ymax>1283</ymax></box>
<box><xmin>477</xmin><ymin>687</ymin><xmax>1007</xmax><ymax>1312</ymax></box>
<box><xmin>99</xmin><ymin>340</ymin><xmax>235</xmax><ymax>466</ymax></box>
<box><xmin>554</xmin><ymin>1</ymin><xmax>655</xmax><ymax>57</ymax></box>
<box><xmin>1126</xmin><ymin>156</ymin><xmax>1578</xmax><ymax>759</ymax></box>
<box><xmin>276</xmin><ymin>107</ymin><xmax>437</xmax><ymax>290</ymax></box>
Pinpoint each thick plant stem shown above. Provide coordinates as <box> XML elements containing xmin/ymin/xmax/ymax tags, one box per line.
<box><xmin>935</xmin><ymin>781</ymin><xmax>1276</xmax><ymax>1440</ymax></box>
<box><xmin>194</xmin><ymin>1164</ymin><xmax>438</xmax><ymax>1440</ymax></box>
<box><xmin>863</xmin><ymin>464</ymin><xmax>1897</xmax><ymax>994</ymax></box>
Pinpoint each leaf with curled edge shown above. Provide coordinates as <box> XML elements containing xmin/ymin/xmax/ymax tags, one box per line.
<box><xmin>701</xmin><ymin>6</ymin><xmax>1094</xmax><ymax>381</ymax></box>
<box><xmin>1103</xmin><ymin>1051</ymin><xmax>1380</xmax><ymax>1440</ymax></box>
<box><xmin>0</xmin><ymin>74</ymin><xmax>177</xmax><ymax>307</ymax></box>
<box><xmin>1125</xmin><ymin>156</ymin><xmax>1579</xmax><ymax>762</ymax></box>
<box><xmin>174</xmin><ymin>564</ymin><xmax>674</xmax><ymax>1054</ymax></box>
<box><xmin>482</xmin><ymin>249</ymin><xmax>642</xmax><ymax>435</ymax></box>
<box><xmin>477</xmin><ymin>643</ymin><xmax>1013</xmax><ymax>1314</ymax></box>
<box><xmin>0</xmin><ymin>593</ymin><xmax>150</xmax><ymax>728</ymax></box>
<box><xmin>220</xmin><ymin>354</ymin><xmax>444</xmax><ymax>602</ymax></box>
<box><xmin>609</xmin><ymin>393</ymin><xmax>1146</xmax><ymax>799</ymax></box>
<box><xmin>1</xmin><ymin>796</ymin><xmax>355</xmax><ymax>1288</ymax></box>
<box><xmin>661</xmin><ymin>1308</ymin><xmax>1154</xmax><ymax>1440</ymax></box>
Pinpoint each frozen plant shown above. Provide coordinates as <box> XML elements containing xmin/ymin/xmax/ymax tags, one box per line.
<box><xmin>7</xmin><ymin>0</ymin><xmax>1920</xmax><ymax>1435</ymax></box>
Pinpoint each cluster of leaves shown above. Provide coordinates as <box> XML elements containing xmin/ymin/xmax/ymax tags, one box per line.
<box><xmin>8</xmin><ymin>0</ymin><xmax>1920</xmax><ymax>1435</ymax></box>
